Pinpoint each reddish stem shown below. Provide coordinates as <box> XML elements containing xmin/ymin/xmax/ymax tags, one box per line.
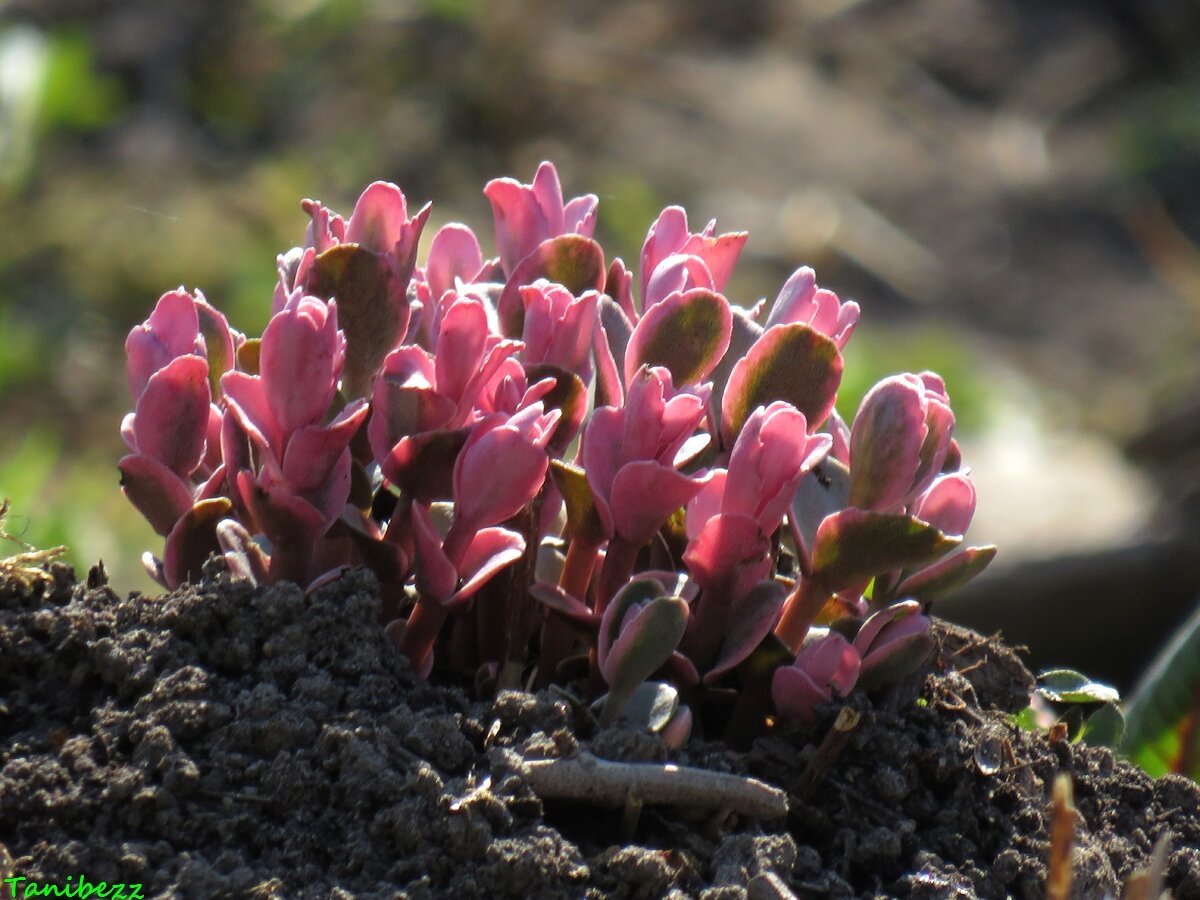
<box><xmin>561</xmin><ymin>538</ymin><xmax>600</xmax><ymax>601</ymax></box>
<box><xmin>536</xmin><ymin>537</ymin><xmax>600</xmax><ymax>688</ymax></box>
<box><xmin>774</xmin><ymin>575</ymin><xmax>833</xmax><ymax>653</ymax></box>
<box><xmin>398</xmin><ymin>594</ymin><xmax>448</xmax><ymax>676</ymax></box>
<box><xmin>595</xmin><ymin>536</ymin><xmax>641</xmax><ymax>618</ymax></box>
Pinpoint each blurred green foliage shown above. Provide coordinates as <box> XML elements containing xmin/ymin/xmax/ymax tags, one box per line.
<box><xmin>0</xmin><ymin>430</ymin><xmax>159</xmax><ymax>593</ymax></box>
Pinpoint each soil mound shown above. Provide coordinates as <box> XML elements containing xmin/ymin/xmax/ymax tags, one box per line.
<box><xmin>1</xmin><ymin>563</ymin><xmax>1197</xmax><ymax>898</ymax></box>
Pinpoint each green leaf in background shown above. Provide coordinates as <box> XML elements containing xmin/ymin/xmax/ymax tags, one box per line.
<box><xmin>38</xmin><ymin>29</ymin><xmax>124</xmax><ymax>131</ymax></box>
<box><xmin>1121</xmin><ymin>599</ymin><xmax>1200</xmax><ymax>780</ymax></box>
<box><xmin>1077</xmin><ymin>701</ymin><xmax>1125</xmax><ymax>749</ymax></box>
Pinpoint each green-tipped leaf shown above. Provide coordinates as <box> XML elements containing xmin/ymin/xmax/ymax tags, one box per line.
<box><xmin>721</xmin><ymin>323</ymin><xmax>843</xmax><ymax>443</ymax></box>
<box><xmin>625</xmin><ymin>288</ymin><xmax>732</xmax><ymax>386</ymax></box>
<box><xmin>307</xmin><ymin>244</ymin><xmax>408</xmax><ymax>399</ymax></box>
<box><xmin>891</xmin><ymin>545</ymin><xmax>997</xmax><ymax>604</ymax></box>
<box><xmin>811</xmin><ymin>509</ymin><xmax>959</xmax><ymax>590</ymax></box>
<box><xmin>549</xmin><ymin>459</ymin><xmax>606</xmax><ymax>546</ymax></box>
<box><xmin>498</xmin><ymin>235</ymin><xmax>606</xmax><ymax>337</ymax></box>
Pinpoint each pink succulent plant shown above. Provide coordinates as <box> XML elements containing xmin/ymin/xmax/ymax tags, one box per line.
<box><xmin>121</xmin><ymin>164</ymin><xmax>995</xmax><ymax>745</ymax></box>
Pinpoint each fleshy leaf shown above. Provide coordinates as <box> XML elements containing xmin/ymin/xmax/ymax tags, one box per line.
<box><xmin>810</xmin><ymin>508</ymin><xmax>960</xmax><ymax>590</ymax></box>
<box><xmin>522</xmin><ymin>364</ymin><xmax>587</xmax><ymax>455</ymax></box>
<box><xmin>603</xmin><ymin>681</ymin><xmax>680</xmax><ymax>733</ymax></box>
<box><xmin>855</xmin><ymin>624</ymin><xmax>934</xmax><ymax>693</ymax></box>
<box><xmin>609</xmin><ymin>460</ymin><xmax>710</xmax><ymax>547</ymax></box>
<box><xmin>1037</xmin><ymin>669</ymin><xmax>1121</xmax><ymax>705</ymax></box>
<box><xmin>162</xmin><ymin>497</ymin><xmax>232</xmax><ymax>589</ymax></box>
<box><xmin>625</xmin><ymin>288</ymin><xmax>732</xmax><ymax>387</ymax></box>
<box><xmin>848</xmin><ymin>376</ymin><xmax>928</xmax><ymax>511</ymax></box>
<box><xmin>195</xmin><ymin>297</ymin><xmax>236</xmax><ymax>398</ymax></box>
<box><xmin>133</xmin><ymin>354</ymin><xmax>211</xmax><ymax>477</ymax></box>
<box><xmin>447</xmin><ymin>527</ymin><xmax>526</xmax><ymax>606</ymax></box>
<box><xmin>410</xmin><ymin>500</ymin><xmax>458</xmax><ymax>602</ymax></box>
<box><xmin>682</xmin><ymin>512</ymin><xmax>771</xmax><ymax>598</ymax></box>
<box><xmin>1078</xmin><ymin>702</ymin><xmax>1125</xmax><ymax>749</ymax></box>
<box><xmin>238</xmin><ymin>471</ymin><xmax>326</xmax><ymax>584</ymax></box>
<box><xmin>789</xmin><ymin>457</ymin><xmax>851</xmax><ymax>574</ymax></box>
<box><xmin>215</xmin><ymin>518</ymin><xmax>269</xmax><ymax>584</ymax></box>
<box><xmin>599</xmin><ymin>583</ymin><xmax>689</xmax><ymax>725</ymax></box>
<box><xmin>118</xmin><ymin>454</ymin><xmax>194</xmax><ymax>537</ymax></box>
<box><xmin>704</xmin><ymin>580</ymin><xmax>788</xmax><ymax>684</ymax></box>
<box><xmin>549</xmin><ymin>459</ymin><xmax>606</xmax><ymax>546</ymax></box>
<box><xmin>721</xmin><ymin>323</ymin><xmax>842</xmax><ymax>444</ymax></box>
<box><xmin>529</xmin><ymin>580</ymin><xmax>599</xmax><ymax>629</ymax></box>
<box><xmin>381</xmin><ymin>428</ymin><xmax>470</xmax><ymax>503</ymax></box>
<box><xmin>426</xmin><ymin>223</ymin><xmax>484</xmax><ymax>302</ymax></box>
<box><xmin>497</xmin><ymin>235</ymin><xmax>605</xmax><ymax>338</ymax></box>
<box><xmin>598</xmin><ymin>577</ymin><xmax>667</xmax><ymax>669</ymax></box>
<box><xmin>306</xmin><ymin>244</ymin><xmax>408</xmax><ymax>398</ymax></box>
<box><xmin>891</xmin><ymin>545</ymin><xmax>996</xmax><ymax>604</ymax></box>
<box><xmin>594</xmin><ymin>296</ymin><xmax>633</xmax><ymax>406</ymax></box>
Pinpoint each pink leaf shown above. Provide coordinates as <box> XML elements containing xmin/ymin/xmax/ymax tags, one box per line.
<box><xmin>344</xmin><ymin>181</ymin><xmax>409</xmax><ymax>255</ymax></box>
<box><xmin>125</xmin><ymin>288</ymin><xmax>202</xmax><ymax>398</ymax></box>
<box><xmin>162</xmin><ymin>497</ymin><xmax>232</xmax><ymax>589</ymax></box>
<box><xmin>132</xmin><ymin>354</ymin><xmax>211</xmax><ymax>477</ymax></box>
<box><xmin>434</xmin><ymin>296</ymin><xmax>490</xmax><ymax>408</ymax></box>
<box><xmin>496</xmin><ymin>235</ymin><xmax>606</xmax><ymax>338</ymax></box>
<box><xmin>704</xmin><ymin>580</ymin><xmax>787</xmax><ymax>684</ymax></box>
<box><xmin>609</xmin><ymin>460</ymin><xmax>710</xmax><ymax>546</ymax></box>
<box><xmin>848</xmin><ymin>375</ymin><xmax>928</xmax><ymax>511</ymax></box>
<box><xmin>453</xmin><ymin>412</ymin><xmax>553</xmax><ymax>531</ymax></box>
<box><xmin>118</xmin><ymin>453</ymin><xmax>194</xmax><ymax>537</ymax></box>
<box><xmin>682</xmin><ymin>512</ymin><xmax>771</xmax><ymax>597</ymax></box>
<box><xmin>771</xmin><ymin>631</ymin><xmax>861</xmax><ymax>725</ymax></box>
<box><xmin>426</xmin><ymin>223</ymin><xmax>484</xmax><ymax>303</ymax></box>
<box><xmin>911</xmin><ymin>472</ymin><xmax>976</xmax><ymax>537</ymax></box>
<box><xmin>282</xmin><ymin>400</ymin><xmax>369</xmax><ymax>497</ymax></box>
<box><xmin>447</xmin><ymin>526</ymin><xmax>527</xmax><ymax>606</ymax></box>
<box><xmin>260</xmin><ymin>293</ymin><xmax>342</xmax><ymax>434</ymax></box>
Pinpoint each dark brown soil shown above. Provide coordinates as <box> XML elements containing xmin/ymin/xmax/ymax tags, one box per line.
<box><xmin>1</xmin><ymin>562</ymin><xmax>1197</xmax><ymax>899</ymax></box>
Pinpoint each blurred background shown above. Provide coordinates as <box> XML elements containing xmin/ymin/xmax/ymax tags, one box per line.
<box><xmin>2</xmin><ymin>0</ymin><xmax>1200</xmax><ymax>694</ymax></box>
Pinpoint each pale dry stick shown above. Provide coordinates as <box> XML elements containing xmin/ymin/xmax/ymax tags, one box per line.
<box><xmin>1046</xmin><ymin>774</ymin><xmax>1077</xmax><ymax>900</ymax></box>
<box><xmin>793</xmin><ymin>706</ymin><xmax>861</xmax><ymax>802</ymax></box>
<box><xmin>1122</xmin><ymin>833</ymin><xmax>1171</xmax><ymax>900</ymax></box>
<box><xmin>521</xmin><ymin>753</ymin><xmax>788</xmax><ymax>820</ymax></box>
<box><xmin>748</xmin><ymin>871</ymin><xmax>800</xmax><ymax>900</ymax></box>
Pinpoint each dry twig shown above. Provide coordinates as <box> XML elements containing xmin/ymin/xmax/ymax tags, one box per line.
<box><xmin>521</xmin><ymin>752</ymin><xmax>788</xmax><ymax>820</ymax></box>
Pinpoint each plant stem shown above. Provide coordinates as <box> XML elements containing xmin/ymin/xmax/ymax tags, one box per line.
<box><xmin>595</xmin><ymin>536</ymin><xmax>641</xmax><ymax>618</ymax></box>
<box><xmin>774</xmin><ymin>575</ymin><xmax>832</xmax><ymax>653</ymax></box>
<box><xmin>561</xmin><ymin>537</ymin><xmax>599</xmax><ymax>601</ymax></box>
<box><xmin>398</xmin><ymin>594</ymin><xmax>448</xmax><ymax>676</ymax></box>
<box><xmin>521</xmin><ymin>752</ymin><xmax>788</xmax><ymax>820</ymax></box>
